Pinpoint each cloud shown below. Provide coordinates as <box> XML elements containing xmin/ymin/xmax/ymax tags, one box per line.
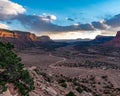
<box><xmin>92</xmin><ymin>21</ymin><xmax>107</xmax><ymax>30</ymax></box>
<box><xmin>0</xmin><ymin>23</ymin><xmax>9</xmax><ymax>29</ymax></box>
<box><xmin>78</xmin><ymin>24</ymin><xmax>94</xmax><ymax>30</ymax></box>
<box><xmin>16</xmin><ymin>14</ymin><xmax>95</xmax><ymax>33</ymax></box>
<box><xmin>44</xmin><ymin>30</ymin><xmax>101</xmax><ymax>40</ymax></box>
<box><xmin>73</xmin><ymin>23</ymin><xmax>79</xmax><ymax>26</ymax></box>
<box><xmin>105</xmin><ymin>14</ymin><xmax>120</xmax><ymax>27</ymax></box>
<box><xmin>17</xmin><ymin>15</ymin><xmax>61</xmax><ymax>32</ymax></box>
<box><xmin>46</xmin><ymin>15</ymin><xmax>57</xmax><ymax>21</ymax></box>
<box><xmin>40</xmin><ymin>13</ymin><xmax>57</xmax><ymax>21</ymax></box>
<box><xmin>66</xmin><ymin>18</ymin><xmax>74</xmax><ymax>21</ymax></box>
<box><xmin>0</xmin><ymin>0</ymin><xmax>26</xmax><ymax>20</ymax></box>
<box><xmin>0</xmin><ymin>0</ymin><xmax>110</xmax><ymax>34</ymax></box>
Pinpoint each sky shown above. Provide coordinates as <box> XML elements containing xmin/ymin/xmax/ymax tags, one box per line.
<box><xmin>1</xmin><ymin>0</ymin><xmax>120</xmax><ymax>39</ymax></box>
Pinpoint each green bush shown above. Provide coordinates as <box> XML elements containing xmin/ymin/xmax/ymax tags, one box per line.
<box><xmin>0</xmin><ymin>42</ymin><xmax>34</xmax><ymax>96</ymax></box>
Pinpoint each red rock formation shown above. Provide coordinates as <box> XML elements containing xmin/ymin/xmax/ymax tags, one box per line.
<box><xmin>0</xmin><ymin>29</ymin><xmax>53</xmax><ymax>49</ymax></box>
<box><xmin>0</xmin><ymin>29</ymin><xmax>37</xmax><ymax>41</ymax></box>
<box><xmin>0</xmin><ymin>29</ymin><xmax>37</xmax><ymax>49</ymax></box>
<box><xmin>104</xmin><ymin>31</ymin><xmax>120</xmax><ymax>47</ymax></box>
<box><xmin>0</xmin><ymin>30</ymin><xmax>17</xmax><ymax>38</ymax></box>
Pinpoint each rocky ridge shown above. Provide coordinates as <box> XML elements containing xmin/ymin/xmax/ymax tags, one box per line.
<box><xmin>104</xmin><ymin>31</ymin><xmax>120</xmax><ymax>47</ymax></box>
<box><xmin>0</xmin><ymin>29</ymin><xmax>52</xmax><ymax>49</ymax></box>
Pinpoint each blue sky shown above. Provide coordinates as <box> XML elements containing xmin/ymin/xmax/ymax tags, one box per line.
<box><xmin>11</xmin><ymin>0</ymin><xmax>120</xmax><ymax>25</ymax></box>
<box><xmin>1</xmin><ymin>0</ymin><xmax>120</xmax><ymax>39</ymax></box>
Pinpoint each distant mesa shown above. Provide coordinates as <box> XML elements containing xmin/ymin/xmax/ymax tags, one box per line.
<box><xmin>36</xmin><ymin>35</ymin><xmax>53</xmax><ymax>43</ymax></box>
<box><xmin>74</xmin><ymin>35</ymin><xmax>114</xmax><ymax>46</ymax></box>
<box><xmin>73</xmin><ymin>34</ymin><xmax>115</xmax><ymax>52</ymax></box>
<box><xmin>92</xmin><ymin>35</ymin><xmax>114</xmax><ymax>44</ymax></box>
<box><xmin>76</xmin><ymin>38</ymin><xmax>92</xmax><ymax>41</ymax></box>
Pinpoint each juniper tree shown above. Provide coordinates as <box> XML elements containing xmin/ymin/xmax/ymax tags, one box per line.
<box><xmin>0</xmin><ymin>42</ymin><xmax>34</xmax><ymax>96</ymax></box>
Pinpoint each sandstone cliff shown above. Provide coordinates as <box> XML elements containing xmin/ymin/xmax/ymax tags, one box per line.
<box><xmin>0</xmin><ymin>29</ymin><xmax>36</xmax><ymax>41</ymax></box>
<box><xmin>0</xmin><ymin>29</ymin><xmax>53</xmax><ymax>49</ymax></box>
<box><xmin>0</xmin><ymin>29</ymin><xmax>37</xmax><ymax>49</ymax></box>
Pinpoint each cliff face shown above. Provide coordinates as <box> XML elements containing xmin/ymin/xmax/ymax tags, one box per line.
<box><xmin>0</xmin><ymin>31</ymin><xmax>16</xmax><ymax>38</ymax></box>
<box><xmin>0</xmin><ymin>29</ymin><xmax>53</xmax><ymax>49</ymax></box>
<box><xmin>0</xmin><ymin>29</ymin><xmax>37</xmax><ymax>49</ymax></box>
<box><xmin>115</xmin><ymin>31</ymin><xmax>120</xmax><ymax>40</ymax></box>
<box><xmin>0</xmin><ymin>29</ymin><xmax>37</xmax><ymax>41</ymax></box>
<box><xmin>104</xmin><ymin>31</ymin><xmax>120</xmax><ymax>47</ymax></box>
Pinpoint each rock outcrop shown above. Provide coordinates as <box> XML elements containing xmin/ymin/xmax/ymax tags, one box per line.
<box><xmin>0</xmin><ymin>29</ymin><xmax>37</xmax><ymax>49</ymax></box>
<box><xmin>0</xmin><ymin>29</ymin><xmax>53</xmax><ymax>49</ymax></box>
<box><xmin>104</xmin><ymin>31</ymin><xmax>120</xmax><ymax>47</ymax></box>
<box><xmin>28</xmin><ymin>67</ymin><xmax>93</xmax><ymax>96</ymax></box>
<box><xmin>0</xmin><ymin>29</ymin><xmax>36</xmax><ymax>41</ymax></box>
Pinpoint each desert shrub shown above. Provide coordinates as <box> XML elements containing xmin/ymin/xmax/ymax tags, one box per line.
<box><xmin>76</xmin><ymin>86</ymin><xmax>83</xmax><ymax>93</ymax></box>
<box><xmin>44</xmin><ymin>76</ymin><xmax>51</xmax><ymax>82</ymax></box>
<box><xmin>61</xmin><ymin>82</ymin><xmax>67</xmax><ymax>88</ymax></box>
<box><xmin>0</xmin><ymin>42</ymin><xmax>34</xmax><ymax>96</ymax></box>
<box><xmin>58</xmin><ymin>78</ymin><xmax>67</xmax><ymax>88</ymax></box>
<box><xmin>73</xmin><ymin>81</ymin><xmax>80</xmax><ymax>86</ymax></box>
<box><xmin>101</xmin><ymin>75</ymin><xmax>108</xmax><ymax>80</ymax></box>
<box><xmin>66</xmin><ymin>91</ymin><xmax>76</xmax><ymax>96</ymax></box>
<box><xmin>65</xmin><ymin>77</ymin><xmax>72</xmax><ymax>82</ymax></box>
<box><xmin>58</xmin><ymin>79</ymin><xmax>66</xmax><ymax>84</ymax></box>
<box><xmin>39</xmin><ymin>72</ymin><xmax>52</xmax><ymax>82</ymax></box>
<box><xmin>103</xmin><ymin>89</ymin><xmax>110</xmax><ymax>94</ymax></box>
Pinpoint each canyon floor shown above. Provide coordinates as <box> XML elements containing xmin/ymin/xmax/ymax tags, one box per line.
<box><xmin>16</xmin><ymin>47</ymin><xmax>120</xmax><ymax>96</ymax></box>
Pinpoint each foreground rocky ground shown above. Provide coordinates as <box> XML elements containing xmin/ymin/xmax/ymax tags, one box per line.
<box><xmin>1</xmin><ymin>47</ymin><xmax>120</xmax><ymax>96</ymax></box>
<box><xmin>0</xmin><ymin>66</ymin><xmax>95</xmax><ymax>96</ymax></box>
<box><xmin>15</xmin><ymin>48</ymin><xmax>120</xmax><ymax>96</ymax></box>
<box><xmin>29</xmin><ymin>66</ymin><xmax>120</xmax><ymax>96</ymax></box>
